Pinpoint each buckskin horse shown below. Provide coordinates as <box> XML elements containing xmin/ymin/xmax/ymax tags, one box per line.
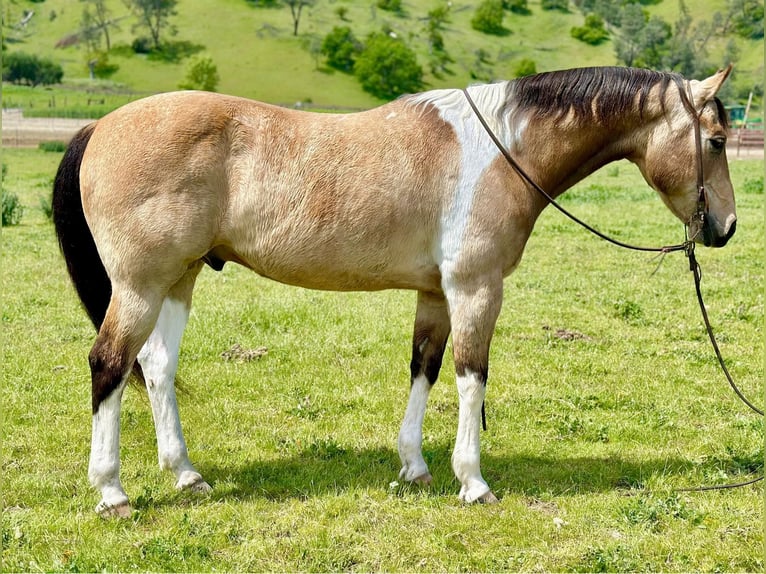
<box><xmin>52</xmin><ymin>65</ymin><xmax>735</xmax><ymax>517</ymax></box>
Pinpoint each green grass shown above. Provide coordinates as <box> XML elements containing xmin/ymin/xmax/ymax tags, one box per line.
<box><xmin>3</xmin><ymin>0</ymin><xmax>762</xmax><ymax>111</ymax></box>
<box><xmin>2</xmin><ymin>148</ymin><xmax>763</xmax><ymax>570</ymax></box>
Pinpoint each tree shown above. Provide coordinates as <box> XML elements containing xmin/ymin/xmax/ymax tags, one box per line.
<box><xmin>425</xmin><ymin>3</ymin><xmax>454</xmax><ymax>78</ymax></box>
<box><xmin>321</xmin><ymin>26</ymin><xmax>361</xmax><ymax>72</ymax></box>
<box><xmin>124</xmin><ymin>0</ymin><xmax>177</xmax><ymax>50</ymax></box>
<box><xmin>285</xmin><ymin>0</ymin><xmax>314</xmax><ymax>36</ymax></box>
<box><xmin>354</xmin><ymin>33</ymin><xmax>423</xmax><ymax>100</ymax></box>
<box><xmin>614</xmin><ymin>3</ymin><xmax>648</xmax><ymax>67</ymax></box>
<box><xmin>471</xmin><ymin>0</ymin><xmax>506</xmax><ymax>35</ymax></box>
<box><xmin>616</xmin><ymin>13</ymin><xmax>672</xmax><ymax>69</ymax></box>
<box><xmin>80</xmin><ymin>0</ymin><xmax>117</xmax><ymax>51</ymax></box>
<box><xmin>729</xmin><ymin>0</ymin><xmax>764</xmax><ymax>39</ymax></box>
<box><xmin>178</xmin><ymin>54</ymin><xmax>220</xmax><ymax>91</ymax></box>
<box><xmin>2</xmin><ymin>52</ymin><xmax>63</xmax><ymax>86</ymax></box>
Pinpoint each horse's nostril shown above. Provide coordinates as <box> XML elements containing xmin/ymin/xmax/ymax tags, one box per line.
<box><xmin>711</xmin><ymin>219</ymin><xmax>736</xmax><ymax>248</ymax></box>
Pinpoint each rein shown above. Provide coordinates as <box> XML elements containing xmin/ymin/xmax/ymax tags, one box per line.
<box><xmin>462</xmin><ymin>85</ymin><xmax>763</xmax><ymax>489</ymax></box>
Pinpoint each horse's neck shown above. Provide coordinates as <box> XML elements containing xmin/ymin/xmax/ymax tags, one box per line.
<box><xmin>506</xmin><ymin>105</ymin><xmax>652</xmax><ymax>199</ymax></box>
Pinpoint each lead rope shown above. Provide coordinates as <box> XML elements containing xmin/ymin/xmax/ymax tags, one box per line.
<box><xmin>462</xmin><ymin>87</ymin><xmax>763</xmax><ymax>488</ymax></box>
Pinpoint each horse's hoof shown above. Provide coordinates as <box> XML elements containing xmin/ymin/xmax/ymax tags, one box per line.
<box><xmin>188</xmin><ymin>479</ymin><xmax>212</xmax><ymax>494</ymax></box>
<box><xmin>175</xmin><ymin>471</ymin><xmax>211</xmax><ymax>494</ymax></box>
<box><xmin>176</xmin><ymin>473</ymin><xmax>212</xmax><ymax>494</ymax></box>
<box><xmin>477</xmin><ymin>490</ymin><xmax>499</xmax><ymax>504</ymax></box>
<box><xmin>399</xmin><ymin>464</ymin><xmax>432</xmax><ymax>485</ymax></box>
<box><xmin>411</xmin><ymin>472</ymin><xmax>433</xmax><ymax>486</ymax></box>
<box><xmin>95</xmin><ymin>500</ymin><xmax>132</xmax><ymax>519</ymax></box>
<box><xmin>458</xmin><ymin>483</ymin><xmax>498</xmax><ymax>504</ymax></box>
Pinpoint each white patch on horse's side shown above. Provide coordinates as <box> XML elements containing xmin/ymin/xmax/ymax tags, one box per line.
<box><xmin>408</xmin><ymin>84</ymin><xmax>519</xmax><ymax>271</ymax></box>
<box><xmin>452</xmin><ymin>369</ymin><xmax>492</xmax><ymax>502</ymax></box>
<box><xmin>398</xmin><ymin>373</ymin><xmax>432</xmax><ymax>482</ymax></box>
<box><xmin>386</xmin><ymin>111</ymin><xmax>397</xmax><ymax>120</ymax></box>
<box><xmin>89</xmin><ymin>380</ymin><xmax>129</xmax><ymax>514</ymax></box>
<box><xmin>137</xmin><ymin>297</ymin><xmax>208</xmax><ymax>491</ymax></box>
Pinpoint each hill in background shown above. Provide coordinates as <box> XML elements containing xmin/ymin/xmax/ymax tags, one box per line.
<box><xmin>2</xmin><ymin>0</ymin><xmax>762</xmax><ymax>111</ymax></box>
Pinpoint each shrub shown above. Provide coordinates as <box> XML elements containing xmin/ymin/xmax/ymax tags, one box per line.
<box><xmin>503</xmin><ymin>0</ymin><xmax>530</xmax><ymax>15</ymax></box>
<box><xmin>354</xmin><ymin>33</ymin><xmax>423</xmax><ymax>100</ymax></box>
<box><xmin>2</xmin><ymin>52</ymin><xmax>63</xmax><ymax>86</ymax></box>
<box><xmin>571</xmin><ymin>13</ymin><xmax>609</xmax><ymax>45</ymax></box>
<box><xmin>178</xmin><ymin>55</ymin><xmax>220</xmax><ymax>91</ymax></box>
<box><xmin>2</xmin><ymin>192</ymin><xmax>24</xmax><ymax>226</ymax></box>
<box><xmin>40</xmin><ymin>193</ymin><xmax>53</xmax><ymax>221</ymax></box>
<box><xmin>38</xmin><ymin>141</ymin><xmax>67</xmax><ymax>152</ymax></box>
<box><xmin>471</xmin><ymin>0</ymin><xmax>507</xmax><ymax>35</ymax></box>
<box><xmin>321</xmin><ymin>26</ymin><xmax>362</xmax><ymax>72</ymax></box>
<box><xmin>131</xmin><ymin>36</ymin><xmax>152</xmax><ymax>54</ymax></box>
<box><xmin>541</xmin><ymin>0</ymin><xmax>569</xmax><ymax>11</ymax></box>
<box><xmin>513</xmin><ymin>58</ymin><xmax>537</xmax><ymax>78</ymax></box>
<box><xmin>742</xmin><ymin>176</ymin><xmax>764</xmax><ymax>194</ymax></box>
<box><xmin>87</xmin><ymin>51</ymin><xmax>120</xmax><ymax>79</ymax></box>
<box><xmin>376</xmin><ymin>0</ymin><xmax>402</xmax><ymax>12</ymax></box>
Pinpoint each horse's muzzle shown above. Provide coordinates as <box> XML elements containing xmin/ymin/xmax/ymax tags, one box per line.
<box><xmin>701</xmin><ymin>217</ymin><xmax>736</xmax><ymax>248</ymax></box>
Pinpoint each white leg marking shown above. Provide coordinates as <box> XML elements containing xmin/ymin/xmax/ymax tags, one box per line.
<box><xmin>89</xmin><ymin>381</ymin><xmax>131</xmax><ymax>517</ymax></box>
<box><xmin>137</xmin><ymin>298</ymin><xmax>210</xmax><ymax>494</ymax></box>
<box><xmin>398</xmin><ymin>374</ymin><xmax>433</xmax><ymax>483</ymax></box>
<box><xmin>452</xmin><ymin>370</ymin><xmax>494</xmax><ymax>503</ymax></box>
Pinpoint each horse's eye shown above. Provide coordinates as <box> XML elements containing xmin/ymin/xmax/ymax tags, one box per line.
<box><xmin>709</xmin><ymin>137</ymin><xmax>726</xmax><ymax>152</ymax></box>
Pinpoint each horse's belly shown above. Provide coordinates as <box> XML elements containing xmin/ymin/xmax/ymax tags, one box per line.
<box><xmin>250</xmin><ymin>257</ymin><xmax>442</xmax><ymax>292</ymax></box>
<box><xmin>226</xmin><ymin>235</ymin><xmax>442</xmax><ymax>293</ymax></box>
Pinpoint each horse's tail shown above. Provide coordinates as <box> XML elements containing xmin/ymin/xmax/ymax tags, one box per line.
<box><xmin>52</xmin><ymin>123</ymin><xmax>145</xmax><ymax>384</ymax></box>
<box><xmin>52</xmin><ymin>122</ymin><xmax>111</xmax><ymax>330</ymax></box>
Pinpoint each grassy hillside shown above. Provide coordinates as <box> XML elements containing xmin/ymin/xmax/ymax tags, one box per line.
<box><xmin>2</xmin><ymin>0</ymin><xmax>762</xmax><ymax>109</ymax></box>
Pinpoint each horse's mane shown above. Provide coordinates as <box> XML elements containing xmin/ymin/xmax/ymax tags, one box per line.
<box><xmin>505</xmin><ymin>67</ymin><xmax>728</xmax><ymax>128</ymax></box>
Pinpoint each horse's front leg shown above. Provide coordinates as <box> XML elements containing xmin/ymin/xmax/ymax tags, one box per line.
<box><xmin>445</xmin><ymin>275</ymin><xmax>503</xmax><ymax>503</ymax></box>
<box><xmin>398</xmin><ymin>291</ymin><xmax>451</xmax><ymax>484</ymax></box>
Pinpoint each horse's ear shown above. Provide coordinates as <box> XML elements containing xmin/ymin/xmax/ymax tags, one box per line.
<box><xmin>690</xmin><ymin>64</ymin><xmax>733</xmax><ymax>109</ymax></box>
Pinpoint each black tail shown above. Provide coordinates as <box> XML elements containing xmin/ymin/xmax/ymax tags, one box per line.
<box><xmin>52</xmin><ymin>123</ymin><xmax>112</xmax><ymax>330</ymax></box>
<box><xmin>52</xmin><ymin>124</ymin><xmax>146</xmax><ymax>385</ymax></box>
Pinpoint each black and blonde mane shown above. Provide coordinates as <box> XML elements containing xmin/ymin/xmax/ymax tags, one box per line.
<box><xmin>507</xmin><ymin>66</ymin><xmax>728</xmax><ymax>128</ymax></box>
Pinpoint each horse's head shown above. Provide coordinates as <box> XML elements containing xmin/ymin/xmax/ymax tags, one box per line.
<box><xmin>636</xmin><ymin>66</ymin><xmax>736</xmax><ymax>248</ymax></box>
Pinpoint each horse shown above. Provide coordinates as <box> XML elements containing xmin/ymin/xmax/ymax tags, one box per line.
<box><xmin>52</xmin><ymin>65</ymin><xmax>736</xmax><ymax>517</ymax></box>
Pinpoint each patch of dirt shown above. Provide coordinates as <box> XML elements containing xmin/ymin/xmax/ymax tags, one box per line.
<box><xmin>221</xmin><ymin>343</ymin><xmax>268</xmax><ymax>362</ymax></box>
<box><xmin>542</xmin><ymin>325</ymin><xmax>592</xmax><ymax>341</ymax></box>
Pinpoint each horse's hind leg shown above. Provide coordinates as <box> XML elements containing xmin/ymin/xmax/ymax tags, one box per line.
<box><xmin>137</xmin><ymin>263</ymin><xmax>210</xmax><ymax>494</ymax></box>
<box><xmin>398</xmin><ymin>291</ymin><xmax>450</xmax><ymax>484</ymax></box>
<box><xmin>89</xmin><ymin>285</ymin><xmax>165</xmax><ymax>518</ymax></box>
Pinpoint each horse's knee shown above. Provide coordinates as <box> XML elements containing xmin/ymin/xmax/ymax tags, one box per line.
<box><xmin>411</xmin><ymin>293</ymin><xmax>451</xmax><ymax>385</ymax></box>
<box><xmin>410</xmin><ymin>331</ymin><xmax>449</xmax><ymax>385</ymax></box>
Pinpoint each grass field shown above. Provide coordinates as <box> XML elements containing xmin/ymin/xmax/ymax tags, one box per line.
<box><xmin>2</xmin><ymin>146</ymin><xmax>763</xmax><ymax>571</ymax></box>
